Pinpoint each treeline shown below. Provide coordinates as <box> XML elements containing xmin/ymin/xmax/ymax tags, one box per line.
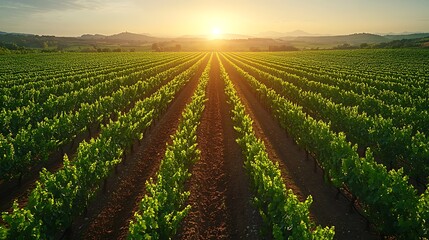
<box><xmin>334</xmin><ymin>37</ymin><xmax>429</xmax><ymax>49</ymax></box>
<box><xmin>0</xmin><ymin>43</ymin><xmax>136</xmax><ymax>54</ymax></box>
<box><xmin>151</xmin><ymin>42</ymin><xmax>182</xmax><ymax>52</ymax></box>
<box><xmin>0</xmin><ymin>42</ymin><xmax>38</xmax><ymax>54</ymax></box>
<box><xmin>0</xmin><ymin>34</ymin><xmax>139</xmax><ymax>54</ymax></box>
<box><xmin>268</xmin><ymin>45</ymin><xmax>299</xmax><ymax>51</ymax></box>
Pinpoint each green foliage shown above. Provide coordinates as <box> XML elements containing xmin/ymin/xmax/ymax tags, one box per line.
<box><xmin>221</xmin><ymin>53</ymin><xmax>427</xmax><ymax>238</ymax></box>
<box><xmin>1</xmin><ymin>49</ymin><xmax>428</xmax><ymax>239</ymax></box>
<box><xmin>0</xmin><ymin>53</ymin><xmax>203</xmax><ymax>181</ymax></box>
<box><xmin>0</xmin><ymin>53</ymin><xmax>208</xmax><ymax>239</ymax></box>
<box><xmin>220</xmin><ymin>54</ymin><xmax>334</xmax><ymax>239</ymax></box>
<box><xmin>128</xmin><ymin>55</ymin><xmax>212</xmax><ymax>239</ymax></box>
<box><xmin>0</xmin><ymin>47</ymin><xmax>11</xmax><ymax>54</ymax></box>
<box><xmin>418</xmin><ymin>188</ymin><xmax>429</xmax><ymax>238</ymax></box>
<box><xmin>1</xmin><ymin>202</ymin><xmax>42</xmax><ymax>239</ymax></box>
<box><xmin>225</xmin><ymin>52</ymin><xmax>429</xmax><ymax>181</ymax></box>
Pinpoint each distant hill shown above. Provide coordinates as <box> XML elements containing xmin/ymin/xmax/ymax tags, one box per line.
<box><xmin>282</xmin><ymin>33</ymin><xmax>388</xmax><ymax>45</ymax></box>
<box><xmin>373</xmin><ymin>36</ymin><xmax>429</xmax><ymax>48</ymax></box>
<box><xmin>1</xmin><ymin>30</ymin><xmax>428</xmax><ymax>52</ymax></box>
<box><xmin>384</xmin><ymin>33</ymin><xmax>429</xmax><ymax>41</ymax></box>
<box><xmin>0</xmin><ymin>31</ymin><xmax>34</xmax><ymax>36</ymax></box>
<box><xmin>80</xmin><ymin>34</ymin><xmax>106</xmax><ymax>40</ymax></box>
<box><xmin>177</xmin><ymin>33</ymin><xmax>253</xmax><ymax>40</ymax></box>
<box><xmin>176</xmin><ymin>34</ymin><xmax>207</xmax><ymax>40</ymax></box>
<box><xmin>222</xmin><ymin>33</ymin><xmax>254</xmax><ymax>39</ymax></box>
<box><xmin>106</xmin><ymin>32</ymin><xmax>160</xmax><ymax>42</ymax></box>
<box><xmin>0</xmin><ymin>31</ymin><xmax>162</xmax><ymax>52</ymax></box>
<box><xmin>285</xmin><ymin>30</ymin><xmax>314</xmax><ymax>36</ymax></box>
<box><xmin>80</xmin><ymin>32</ymin><xmax>162</xmax><ymax>42</ymax></box>
<box><xmin>258</xmin><ymin>30</ymin><xmax>318</xmax><ymax>38</ymax></box>
<box><xmin>278</xmin><ymin>32</ymin><xmax>429</xmax><ymax>48</ymax></box>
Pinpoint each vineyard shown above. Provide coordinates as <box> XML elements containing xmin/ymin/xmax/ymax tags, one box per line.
<box><xmin>0</xmin><ymin>49</ymin><xmax>428</xmax><ymax>239</ymax></box>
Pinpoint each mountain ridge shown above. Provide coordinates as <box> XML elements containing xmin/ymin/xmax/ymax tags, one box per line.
<box><xmin>2</xmin><ymin>30</ymin><xmax>428</xmax><ymax>42</ymax></box>
<box><xmin>1</xmin><ymin>30</ymin><xmax>428</xmax><ymax>51</ymax></box>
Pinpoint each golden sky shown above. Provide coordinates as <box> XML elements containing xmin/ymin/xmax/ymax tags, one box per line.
<box><xmin>1</xmin><ymin>0</ymin><xmax>428</xmax><ymax>36</ymax></box>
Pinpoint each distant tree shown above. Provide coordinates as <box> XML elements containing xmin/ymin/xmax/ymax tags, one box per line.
<box><xmin>7</xmin><ymin>43</ymin><xmax>20</xmax><ymax>50</ymax></box>
<box><xmin>360</xmin><ymin>43</ymin><xmax>370</xmax><ymax>49</ymax></box>
<box><xmin>57</xmin><ymin>42</ymin><xmax>69</xmax><ymax>51</ymax></box>
<box><xmin>268</xmin><ymin>45</ymin><xmax>299</xmax><ymax>51</ymax></box>
<box><xmin>81</xmin><ymin>47</ymin><xmax>97</xmax><ymax>52</ymax></box>
<box><xmin>151</xmin><ymin>43</ymin><xmax>161</xmax><ymax>52</ymax></box>
<box><xmin>249</xmin><ymin>46</ymin><xmax>261</xmax><ymax>52</ymax></box>
<box><xmin>333</xmin><ymin>43</ymin><xmax>358</xmax><ymax>50</ymax></box>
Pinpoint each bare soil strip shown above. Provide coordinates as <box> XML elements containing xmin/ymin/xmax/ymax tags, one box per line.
<box><xmin>220</xmin><ymin>54</ymin><xmax>377</xmax><ymax>240</ymax></box>
<box><xmin>177</xmin><ymin>55</ymin><xmax>262</xmax><ymax>239</ymax></box>
<box><xmin>65</xmin><ymin>56</ymin><xmax>209</xmax><ymax>240</ymax></box>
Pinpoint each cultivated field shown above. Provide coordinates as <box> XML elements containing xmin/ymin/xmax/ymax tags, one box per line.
<box><xmin>0</xmin><ymin>50</ymin><xmax>428</xmax><ymax>239</ymax></box>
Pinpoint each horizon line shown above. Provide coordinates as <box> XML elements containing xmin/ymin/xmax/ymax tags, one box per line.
<box><xmin>2</xmin><ymin>29</ymin><xmax>429</xmax><ymax>39</ymax></box>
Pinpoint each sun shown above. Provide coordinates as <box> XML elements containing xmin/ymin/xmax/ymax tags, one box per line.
<box><xmin>211</xmin><ymin>27</ymin><xmax>222</xmax><ymax>38</ymax></box>
<box><xmin>212</xmin><ymin>27</ymin><xmax>221</xmax><ymax>35</ymax></box>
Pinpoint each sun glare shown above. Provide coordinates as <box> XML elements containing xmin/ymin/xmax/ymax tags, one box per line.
<box><xmin>211</xmin><ymin>27</ymin><xmax>222</xmax><ymax>38</ymax></box>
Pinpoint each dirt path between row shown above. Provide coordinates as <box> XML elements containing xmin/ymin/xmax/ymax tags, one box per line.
<box><xmin>65</xmin><ymin>55</ymin><xmax>209</xmax><ymax>240</ymax></box>
<box><xmin>220</xmin><ymin>54</ymin><xmax>377</xmax><ymax>240</ymax></box>
<box><xmin>176</xmin><ymin>55</ymin><xmax>262</xmax><ymax>239</ymax></box>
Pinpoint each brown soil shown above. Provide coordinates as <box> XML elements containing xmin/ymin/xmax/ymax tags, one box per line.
<box><xmin>65</xmin><ymin>55</ymin><xmax>209</xmax><ymax>240</ymax></box>
<box><xmin>176</xmin><ymin>55</ymin><xmax>262</xmax><ymax>239</ymax></box>
<box><xmin>219</xmin><ymin>54</ymin><xmax>378</xmax><ymax>240</ymax></box>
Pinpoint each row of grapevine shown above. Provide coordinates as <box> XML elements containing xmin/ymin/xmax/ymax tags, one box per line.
<box><xmin>128</xmin><ymin>54</ymin><xmax>212</xmax><ymax>239</ymax></box>
<box><xmin>224</xmin><ymin>54</ymin><xmax>429</xmax><ymax>182</ymax></box>
<box><xmin>231</xmin><ymin>52</ymin><xmax>429</xmax><ymax>129</ymax></box>
<box><xmin>0</xmin><ymin>53</ymin><xmax>176</xmax><ymax>110</ymax></box>
<box><xmin>245</xmin><ymin>50</ymin><xmax>429</xmax><ymax>92</ymax></box>
<box><xmin>0</xmin><ymin>53</ymin><xmax>197</xmax><ymax>135</ymax></box>
<box><xmin>241</xmin><ymin>52</ymin><xmax>427</xmax><ymax>109</ymax></box>
<box><xmin>0</xmin><ymin>54</ymin><xmax>162</xmax><ymax>93</ymax></box>
<box><xmin>219</xmin><ymin>55</ymin><xmax>334</xmax><ymax>239</ymax></box>
<box><xmin>0</xmin><ymin>53</ymin><xmax>176</xmax><ymax>88</ymax></box>
<box><xmin>0</xmin><ymin>54</ymin><xmax>207</xmax><ymax>239</ymax></box>
<box><xmin>0</xmin><ymin>53</ymin><xmax>205</xmax><ymax>182</ymax></box>
<box><xmin>220</xmin><ymin>54</ymin><xmax>428</xmax><ymax>238</ymax></box>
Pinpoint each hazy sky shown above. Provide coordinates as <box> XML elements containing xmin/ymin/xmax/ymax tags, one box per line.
<box><xmin>1</xmin><ymin>0</ymin><xmax>428</xmax><ymax>36</ymax></box>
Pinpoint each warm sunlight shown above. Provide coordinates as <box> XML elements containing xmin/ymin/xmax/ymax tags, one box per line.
<box><xmin>1</xmin><ymin>0</ymin><xmax>428</xmax><ymax>239</ymax></box>
<box><xmin>211</xmin><ymin>27</ymin><xmax>222</xmax><ymax>38</ymax></box>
